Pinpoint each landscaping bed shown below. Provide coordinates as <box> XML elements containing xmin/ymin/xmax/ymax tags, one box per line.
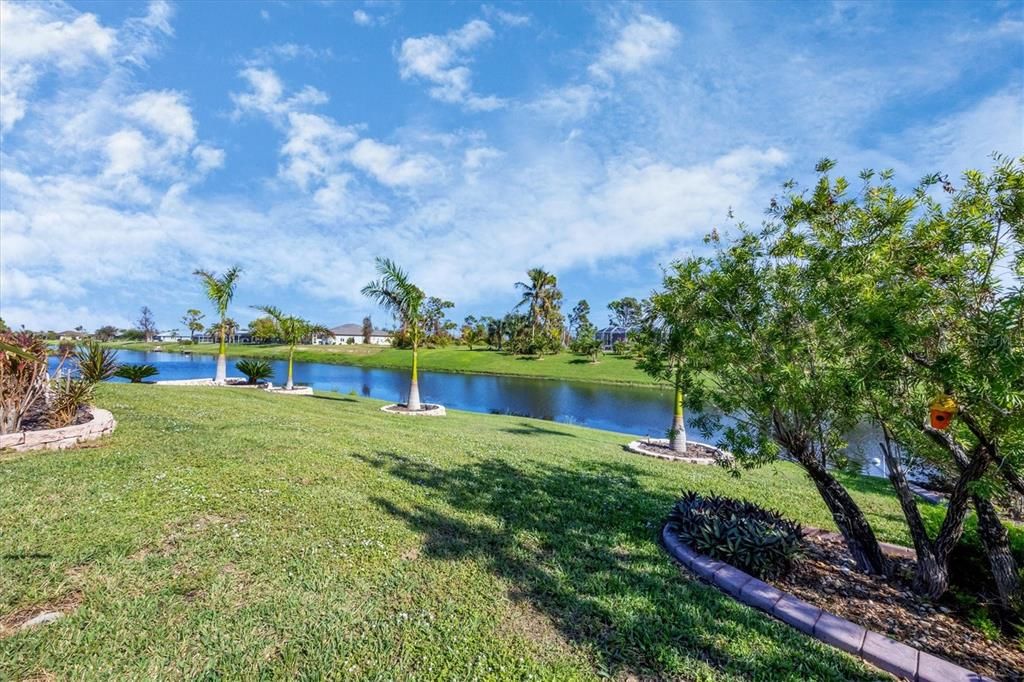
<box><xmin>775</xmin><ymin>532</ymin><xmax>1024</xmax><ymax>680</ymax></box>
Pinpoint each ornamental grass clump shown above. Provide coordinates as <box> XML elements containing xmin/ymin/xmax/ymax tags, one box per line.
<box><xmin>668</xmin><ymin>491</ymin><xmax>804</xmax><ymax>579</ymax></box>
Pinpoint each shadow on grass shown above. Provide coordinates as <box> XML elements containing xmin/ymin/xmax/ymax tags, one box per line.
<box><xmin>354</xmin><ymin>451</ymin><xmax>876</xmax><ymax>680</ymax></box>
<box><xmin>306</xmin><ymin>394</ymin><xmax>359</xmax><ymax>403</ymax></box>
<box><xmin>498</xmin><ymin>422</ymin><xmax>576</xmax><ymax>438</ymax></box>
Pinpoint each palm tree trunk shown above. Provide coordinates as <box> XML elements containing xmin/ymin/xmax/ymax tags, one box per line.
<box><xmin>286</xmin><ymin>347</ymin><xmax>295</xmax><ymax>390</ymax></box>
<box><xmin>407</xmin><ymin>342</ymin><xmax>421</xmax><ymax>410</ymax></box>
<box><xmin>669</xmin><ymin>369</ymin><xmax>686</xmax><ymax>453</ymax></box>
<box><xmin>215</xmin><ymin>324</ymin><xmax>227</xmax><ymax>384</ymax></box>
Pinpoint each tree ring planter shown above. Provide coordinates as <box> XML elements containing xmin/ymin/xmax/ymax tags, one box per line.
<box><xmin>626</xmin><ymin>438</ymin><xmax>734</xmax><ymax>465</ymax></box>
<box><xmin>0</xmin><ymin>407</ymin><xmax>116</xmax><ymax>453</ymax></box>
<box><xmin>379</xmin><ymin>404</ymin><xmax>446</xmax><ymax>417</ymax></box>
<box><xmin>659</xmin><ymin>524</ymin><xmax>986</xmax><ymax>682</ymax></box>
<box><xmin>154</xmin><ymin>378</ymin><xmax>263</xmax><ymax>387</ymax></box>
<box><xmin>265</xmin><ymin>386</ymin><xmax>314</xmax><ymax>396</ymax></box>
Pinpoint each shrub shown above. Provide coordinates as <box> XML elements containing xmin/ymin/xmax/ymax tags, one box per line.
<box><xmin>114</xmin><ymin>364</ymin><xmax>159</xmax><ymax>383</ymax></box>
<box><xmin>47</xmin><ymin>374</ymin><xmax>94</xmax><ymax>427</ymax></box>
<box><xmin>236</xmin><ymin>359</ymin><xmax>272</xmax><ymax>384</ymax></box>
<box><xmin>346</xmin><ymin>337</ymin><xmax>356</xmax><ymax>345</ymax></box>
<box><xmin>612</xmin><ymin>340</ymin><xmax>633</xmax><ymax>356</ymax></box>
<box><xmin>177</xmin><ymin>339</ymin><xmax>194</xmax><ymax>345</ymax></box>
<box><xmin>0</xmin><ymin>332</ymin><xmax>49</xmax><ymax>434</ymax></box>
<box><xmin>668</xmin><ymin>491</ymin><xmax>804</xmax><ymax>579</ymax></box>
<box><xmin>75</xmin><ymin>341</ymin><xmax>119</xmax><ymax>383</ymax></box>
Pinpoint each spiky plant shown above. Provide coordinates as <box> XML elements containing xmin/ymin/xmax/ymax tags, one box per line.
<box><xmin>114</xmin><ymin>364</ymin><xmax>159</xmax><ymax>383</ymax></box>
<box><xmin>74</xmin><ymin>341</ymin><xmax>120</xmax><ymax>383</ymax></box>
<box><xmin>236</xmin><ymin>359</ymin><xmax>273</xmax><ymax>385</ymax></box>
<box><xmin>193</xmin><ymin>266</ymin><xmax>242</xmax><ymax>384</ymax></box>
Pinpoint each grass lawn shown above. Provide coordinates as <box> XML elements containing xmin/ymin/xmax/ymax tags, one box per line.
<box><xmin>105</xmin><ymin>341</ymin><xmax>659</xmax><ymax>386</ymax></box>
<box><xmin>2</xmin><ymin>385</ymin><xmax>1004</xmax><ymax>680</ymax></box>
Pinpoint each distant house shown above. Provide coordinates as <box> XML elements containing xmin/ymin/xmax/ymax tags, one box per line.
<box><xmin>194</xmin><ymin>329</ymin><xmax>256</xmax><ymax>344</ymax></box>
<box><xmin>58</xmin><ymin>330</ymin><xmax>87</xmax><ymax>341</ymax></box>
<box><xmin>314</xmin><ymin>323</ymin><xmax>392</xmax><ymax>346</ymax></box>
<box><xmin>598</xmin><ymin>325</ymin><xmax>629</xmax><ymax>350</ymax></box>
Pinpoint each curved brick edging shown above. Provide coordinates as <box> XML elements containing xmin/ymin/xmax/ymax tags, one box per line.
<box><xmin>0</xmin><ymin>407</ymin><xmax>116</xmax><ymax>453</ymax></box>
<box><xmin>379</xmin><ymin>404</ymin><xmax>447</xmax><ymax>417</ymax></box>
<box><xmin>660</xmin><ymin>524</ymin><xmax>989</xmax><ymax>682</ymax></box>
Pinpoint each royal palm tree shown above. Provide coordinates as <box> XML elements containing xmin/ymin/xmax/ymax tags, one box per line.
<box><xmin>252</xmin><ymin>305</ymin><xmax>330</xmax><ymax>390</ymax></box>
<box><xmin>193</xmin><ymin>266</ymin><xmax>242</xmax><ymax>384</ymax></box>
<box><xmin>514</xmin><ymin>267</ymin><xmax>561</xmax><ymax>351</ymax></box>
<box><xmin>362</xmin><ymin>258</ymin><xmax>426</xmax><ymax>410</ymax></box>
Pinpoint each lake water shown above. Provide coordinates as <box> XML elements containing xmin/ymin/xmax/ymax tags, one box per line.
<box><xmin>51</xmin><ymin>349</ymin><xmax>886</xmax><ymax>476</ymax></box>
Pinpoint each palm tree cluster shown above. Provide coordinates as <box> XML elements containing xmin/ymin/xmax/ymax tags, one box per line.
<box><xmin>514</xmin><ymin>268</ymin><xmax>564</xmax><ymax>354</ymax></box>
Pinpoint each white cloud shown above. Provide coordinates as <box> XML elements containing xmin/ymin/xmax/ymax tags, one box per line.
<box><xmin>353</xmin><ymin>9</ymin><xmax>373</xmax><ymax>26</ymax></box>
<box><xmin>192</xmin><ymin>145</ymin><xmax>226</xmax><ymax>173</ymax></box>
<box><xmin>280</xmin><ymin>112</ymin><xmax>360</xmax><ymax>189</ymax></box>
<box><xmin>589</xmin><ymin>13</ymin><xmax>680</xmax><ymax>80</ymax></box>
<box><xmin>397</xmin><ymin>19</ymin><xmax>505</xmax><ymax>111</ymax></box>
<box><xmin>125</xmin><ymin>90</ymin><xmax>196</xmax><ymax>144</ymax></box>
<box><xmin>0</xmin><ymin>2</ymin><xmax>116</xmax><ymax>132</ymax></box>
<box><xmin>483</xmin><ymin>6</ymin><xmax>530</xmax><ymax>27</ymax></box>
<box><xmin>463</xmin><ymin>146</ymin><xmax>502</xmax><ymax>170</ymax></box>
<box><xmin>350</xmin><ymin>139</ymin><xmax>439</xmax><ymax>186</ymax></box>
<box><xmin>231</xmin><ymin>67</ymin><xmax>329</xmax><ymax>119</ymax></box>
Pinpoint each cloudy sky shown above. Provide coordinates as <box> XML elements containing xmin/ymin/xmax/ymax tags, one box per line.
<box><xmin>1</xmin><ymin>0</ymin><xmax>1021</xmax><ymax>333</ymax></box>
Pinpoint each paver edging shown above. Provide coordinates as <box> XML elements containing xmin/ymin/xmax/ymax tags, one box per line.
<box><xmin>379</xmin><ymin>403</ymin><xmax>447</xmax><ymax>417</ymax></box>
<box><xmin>2</xmin><ymin>407</ymin><xmax>116</xmax><ymax>453</ymax></box>
<box><xmin>660</xmin><ymin>523</ymin><xmax>990</xmax><ymax>682</ymax></box>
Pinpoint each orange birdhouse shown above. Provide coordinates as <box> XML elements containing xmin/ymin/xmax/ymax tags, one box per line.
<box><xmin>929</xmin><ymin>394</ymin><xmax>957</xmax><ymax>430</ymax></box>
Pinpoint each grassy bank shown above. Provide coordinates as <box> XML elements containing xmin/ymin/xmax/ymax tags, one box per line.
<box><xmin>2</xmin><ymin>386</ymin><xmax>1013</xmax><ymax>679</ymax></box>
<box><xmin>105</xmin><ymin>341</ymin><xmax>659</xmax><ymax>385</ymax></box>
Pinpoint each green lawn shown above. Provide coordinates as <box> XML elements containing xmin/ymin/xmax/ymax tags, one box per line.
<box><xmin>2</xmin><ymin>385</ymin><xmax>993</xmax><ymax>680</ymax></box>
<box><xmin>105</xmin><ymin>341</ymin><xmax>659</xmax><ymax>385</ymax></box>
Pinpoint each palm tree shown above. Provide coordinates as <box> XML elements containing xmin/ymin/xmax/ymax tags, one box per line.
<box><xmin>252</xmin><ymin>305</ymin><xmax>330</xmax><ymax>390</ymax></box>
<box><xmin>362</xmin><ymin>258</ymin><xmax>426</xmax><ymax>410</ymax></box>
<box><xmin>514</xmin><ymin>267</ymin><xmax>561</xmax><ymax>351</ymax></box>
<box><xmin>193</xmin><ymin>266</ymin><xmax>242</xmax><ymax>384</ymax></box>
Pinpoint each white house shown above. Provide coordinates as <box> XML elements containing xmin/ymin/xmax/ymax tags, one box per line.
<box><xmin>315</xmin><ymin>323</ymin><xmax>392</xmax><ymax>346</ymax></box>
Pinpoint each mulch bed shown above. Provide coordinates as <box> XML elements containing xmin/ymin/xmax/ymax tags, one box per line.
<box><xmin>773</xmin><ymin>533</ymin><xmax>1024</xmax><ymax>680</ymax></box>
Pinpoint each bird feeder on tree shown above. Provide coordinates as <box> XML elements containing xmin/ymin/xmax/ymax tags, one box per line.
<box><xmin>929</xmin><ymin>394</ymin><xmax>957</xmax><ymax>430</ymax></box>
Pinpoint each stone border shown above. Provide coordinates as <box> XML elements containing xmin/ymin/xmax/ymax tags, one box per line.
<box><xmin>0</xmin><ymin>407</ymin><xmax>116</xmax><ymax>453</ymax></box>
<box><xmin>625</xmin><ymin>438</ymin><xmax>733</xmax><ymax>465</ymax></box>
<box><xmin>379</xmin><ymin>403</ymin><xmax>447</xmax><ymax>417</ymax></box>
<box><xmin>660</xmin><ymin>524</ymin><xmax>989</xmax><ymax>682</ymax></box>
<box><xmin>265</xmin><ymin>386</ymin><xmax>313</xmax><ymax>396</ymax></box>
<box><xmin>154</xmin><ymin>377</ymin><xmax>258</xmax><ymax>386</ymax></box>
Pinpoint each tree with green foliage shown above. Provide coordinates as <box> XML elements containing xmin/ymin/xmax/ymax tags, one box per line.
<box><xmin>194</xmin><ymin>266</ymin><xmax>242</xmax><ymax>384</ymax></box>
<box><xmin>777</xmin><ymin>156</ymin><xmax>1023</xmax><ymax>607</ymax></box>
<box><xmin>632</xmin><ymin>263</ymin><xmax>705</xmax><ymax>455</ymax></box>
<box><xmin>568</xmin><ymin>299</ymin><xmax>591</xmax><ymax>338</ymax></box>
<box><xmin>422</xmin><ymin>297</ymin><xmax>456</xmax><ymax>347</ymax></box>
<box><xmin>252</xmin><ymin>306</ymin><xmax>330</xmax><ymax>391</ymax></box>
<box><xmin>248</xmin><ymin>316</ymin><xmax>278</xmax><ymax>343</ymax></box>
<box><xmin>515</xmin><ymin>267</ymin><xmax>564</xmax><ymax>354</ymax></box>
<box><xmin>460</xmin><ymin>316</ymin><xmax>487</xmax><ymax>350</ymax></box>
<box><xmin>181</xmin><ymin>309</ymin><xmax>205</xmax><ymax>342</ymax></box>
<box><xmin>569</xmin><ymin>321</ymin><xmax>602</xmax><ymax>363</ymax></box>
<box><xmin>607</xmin><ymin>296</ymin><xmax>642</xmax><ymax>331</ymax></box>
<box><xmin>362</xmin><ymin>258</ymin><xmax>428</xmax><ymax>410</ymax></box>
<box><xmin>137</xmin><ymin>306</ymin><xmax>158</xmax><ymax>342</ymax></box>
<box><xmin>94</xmin><ymin>325</ymin><xmax>119</xmax><ymax>341</ymax></box>
<box><xmin>362</xmin><ymin>316</ymin><xmax>374</xmax><ymax>344</ymax></box>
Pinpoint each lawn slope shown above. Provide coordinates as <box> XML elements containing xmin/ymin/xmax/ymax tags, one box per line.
<box><xmin>1</xmin><ymin>385</ymin><xmax>929</xmax><ymax>680</ymax></box>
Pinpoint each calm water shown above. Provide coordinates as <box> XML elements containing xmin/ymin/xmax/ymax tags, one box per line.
<box><xmin>51</xmin><ymin>349</ymin><xmax>886</xmax><ymax>475</ymax></box>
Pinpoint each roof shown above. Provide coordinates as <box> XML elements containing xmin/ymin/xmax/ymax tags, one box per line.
<box><xmin>328</xmin><ymin>323</ymin><xmax>391</xmax><ymax>336</ymax></box>
<box><xmin>598</xmin><ymin>326</ymin><xmax>629</xmax><ymax>335</ymax></box>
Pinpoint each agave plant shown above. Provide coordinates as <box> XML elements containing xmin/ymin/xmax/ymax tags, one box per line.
<box><xmin>48</xmin><ymin>374</ymin><xmax>95</xmax><ymax>428</ymax></box>
<box><xmin>236</xmin><ymin>359</ymin><xmax>273</xmax><ymax>385</ymax></box>
<box><xmin>114</xmin><ymin>364</ymin><xmax>159</xmax><ymax>383</ymax></box>
<box><xmin>74</xmin><ymin>341</ymin><xmax>120</xmax><ymax>383</ymax></box>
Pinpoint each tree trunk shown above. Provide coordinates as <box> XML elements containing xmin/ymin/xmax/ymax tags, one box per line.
<box><xmin>407</xmin><ymin>343</ymin><xmax>421</xmax><ymax>411</ymax></box>
<box><xmin>669</xmin><ymin>371</ymin><xmax>686</xmax><ymax>454</ymax></box>
<box><xmin>881</xmin><ymin>438</ymin><xmax>949</xmax><ymax>597</ymax></box>
<box><xmin>801</xmin><ymin>453</ymin><xmax>891</xmax><ymax>575</ymax></box>
<box><xmin>972</xmin><ymin>493</ymin><xmax>1021</xmax><ymax>611</ymax></box>
<box><xmin>215</xmin><ymin>354</ymin><xmax>226</xmax><ymax>384</ymax></box>
<box><xmin>286</xmin><ymin>349</ymin><xmax>294</xmax><ymax>390</ymax></box>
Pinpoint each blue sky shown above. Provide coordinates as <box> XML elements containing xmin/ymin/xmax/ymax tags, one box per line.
<box><xmin>1</xmin><ymin>0</ymin><xmax>1021</xmax><ymax>333</ymax></box>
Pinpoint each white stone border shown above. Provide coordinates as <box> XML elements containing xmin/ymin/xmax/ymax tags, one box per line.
<box><xmin>0</xmin><ymin>407</ymin><xmax>116</xmax><ymax>453</ymax></box>
<box><xmin>626</xmin><ymin>438</ymin><xmax>734</xmax><ymax>465</ymax></box>
<box><xmin>265</xmin><ymin>386</ymin><xmax>314</xmax><ymax>396</ymax></box>
<box><xmin>379</xmin><ymin>403</ymin><xmax>447</xmax><ymax>417</ymax></box>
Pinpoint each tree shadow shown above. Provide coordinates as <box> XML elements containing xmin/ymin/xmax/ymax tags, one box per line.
<box><xmin>355</xmin><ymin>451</ymin><xmax>876</xmax><ymax>680</ymax></box>
<box><xmin>498</xmin><ymin>422</ymin><xmax>577</xmax><ymax>438</ymax></box>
